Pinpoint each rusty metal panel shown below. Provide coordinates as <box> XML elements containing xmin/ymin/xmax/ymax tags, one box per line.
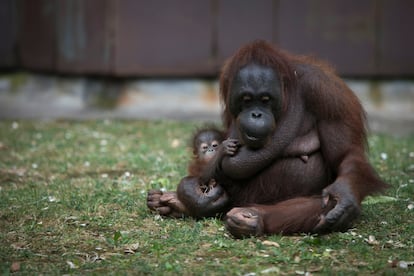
<box><xmin>378</xmin><ymin>0</ymin><xmax>414</xmax><ymax>76</ymax></box>
<box><xmin>19</xmin><ymin>0</ymin><xmax>56</xmax><ymax>70</ymax></box>
<box><xmin>0</xmin><ymin>0</ymin><xmax>17</xmax><ymax>67</ymax></box>
<box><xmin>114</xmin><ymin>0</ymin><xmax>213</xmax><ymax>76</ymax></box>
<box><xmin>217</xmin><ymin>0</ymin><xmax>274</xmax><ymax>62</ymax></box>
<box><xmin>276</xmin><ymin>0</ymin><xmax>377</xmax><ymax>76</ymax></box>
<box><xmin>56</xmin><ymin>0</ymin><xmax>111</xmax><ymax>74</ymax></box>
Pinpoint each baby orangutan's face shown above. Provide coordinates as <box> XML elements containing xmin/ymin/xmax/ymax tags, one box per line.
<box><xmin>198</xmin><ymin>139</ymin><xmax>220</xmax><ymax>162</ymax></box>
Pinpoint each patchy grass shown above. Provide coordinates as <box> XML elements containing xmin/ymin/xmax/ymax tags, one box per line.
<box><xmin>0</xmin><ymin>120</ymin><xmax>413</xmax><ymax>275</ymax></box>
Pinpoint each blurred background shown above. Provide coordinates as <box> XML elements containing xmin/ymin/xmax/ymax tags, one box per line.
<box><xmin>0</xmin><ymin>0</ymin><xmax>413</xmax><ymax>135</ymax></box>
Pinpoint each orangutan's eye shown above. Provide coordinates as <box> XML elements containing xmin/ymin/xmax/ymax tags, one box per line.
<box><xmin>243</xmin><ymin>95</ymin><xmax>252</xmax><ymax>103</ymax></box>
<box><xmin>261</xmin><ymin>95</ymin><xmax>270</xmax><ymax>103</ymax></box>
<box><xmin>201</xmin><ymin>143</ymin><xmax>208</xmax><ymax>151</ymax></box>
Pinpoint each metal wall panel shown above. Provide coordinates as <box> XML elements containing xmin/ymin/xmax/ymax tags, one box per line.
<box><xmin>19</xmin><ymin>0</ymin><xmax>56</xmax><ymax>70</ymax></box>
<box><xmin>114</xmin><ymin>0</ymin><xmax>213</xmax><ymax>76</ymax></box>
<box><xmin>378</xmin><ymin>0</ymin><xmax>414</xmax><ymax>76</ymax></box>
<box><xmin>276</xmin><ymin>0</ymin><xmax>377</xmax><ymax>76</ymax></box>
<box><xmin>56</xmin><ymin>0</ymin><xmax>112</xmax><ymax>74</ymax></box>
<box><xmin>12</xmin><ymin>0</ymin><xmax>414</xmax><ymax>77</ymax></box>
<box><xmin>0</xmin><ymin>0</ymin><xmax>17</xmax><ymax>68</ymax></box>
<box><xmin>217</xmin><ymin>0</ymin><xmax>274</xmax><ymax>62</ymax></box>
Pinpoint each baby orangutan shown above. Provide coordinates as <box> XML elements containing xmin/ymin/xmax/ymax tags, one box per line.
<box><xmin>188</xmin><ymin>127</ymin><xmax>233</xmax><ymax>193</ymax></box>
<box><xmin>175</xmin><ymin>127</ymin><xmax>237</xmax><ymax>217</ymax></box>
<box><xmin>147</xmin><ymin>127</ymin><xmax>236</xmax><ymax>218</ymax></box>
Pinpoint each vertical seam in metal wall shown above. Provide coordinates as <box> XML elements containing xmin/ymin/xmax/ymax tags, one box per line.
<box><xmin>13</xmin><ymin>0</ymin><xmax>21</xmax><ymax>66</ymax></box>
<box><xmin>272</xmin><ymin>0</ymin><xmax>279</xmax><ymax>45</ymax></box>
<box><xmin>210</xmin><ymin>0</ymin><xmax>219</xmax><ymax>69</ymax></box>
<box><xmin>53</xmin><ymin>0</ymin><xmax>58</xmax><ymax>71</ymax></box>
<box><xmin>374</xmin><ymin>0</ymin><xmax>382</xmax><ymax>76</ymax></box>
<box><xmin>107</xmin><ymin>0</ymin><xmax>117</xmax><ymax>75</ymax></box>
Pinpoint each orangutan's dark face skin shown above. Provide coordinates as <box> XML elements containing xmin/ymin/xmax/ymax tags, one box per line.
<box><xmin>230</xmin><ymin>64</ymin><xmax>282</xmax><ymax>149</ymax></box>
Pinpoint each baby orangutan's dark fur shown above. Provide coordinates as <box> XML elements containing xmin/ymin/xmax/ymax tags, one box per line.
<box><xmin>187</xmin><ymin>127</ymin><xmax>225</xmax><ymax>189</ymax></box>
<box><xmin>147</xmin><ymin>127</ymin><xmax>236</xmax><ymax>218</ymax></box>
<box><xmin>177</xmin><ymin>127</ymin><xmax>236</xmax><ymax>217</ymax></box>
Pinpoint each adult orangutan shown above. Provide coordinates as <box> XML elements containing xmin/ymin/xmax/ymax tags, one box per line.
<box><xmin>147</xmin><ymin>40</ymin><xmax>387</xmax><ymax>237</ymax></box>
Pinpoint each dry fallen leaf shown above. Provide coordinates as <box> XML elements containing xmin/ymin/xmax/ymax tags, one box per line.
<box><xmin>261</xmin><ymin>240</ymin><xmax>280</xmax><ymax>247</ymax></box>
<box><xmin>66</xmin><ymin>261</ymin><xmax>78</xmax><ymax>269</ymax></box>
<box><xmin>0</xmin><ymin>142</ymin><xmax>7</xmax><ymax>150</ymax></box>
<box><xmin>10</xmin><ymin>262</ymin><xmax>20</xmax><ymax>273</ymax></box>
<box><xmin>11</xmin><ymin>242</ymin><xmax>28</xmax><ymax>250</ymax></box>
<box><xmin>171</xmin><ymin>139</ymin><xmax>181</xmax><ymax>148</ymax></box>
<box><xmin>0</xmin><ymin>168</ymin><xmax>26</xmax><ymax>177</ymax></box>
<box><xmin>390</xmin><ymin>259</ymin><xmax>414</xmax><ymax>269</ymax></box>
<box><xmin>261</xmin><ymin>267</ymin><xmax>280</xmax><ymax>274</ymax></box>
<box><xmin>364</xmin><ymin>235</ymin><xmax>379</xmax><ymax>245</ymax></box>
<box><xmin>124</xmin><ymin>243</ymin><xmax>140</xmax><ymax>254</ymax></box>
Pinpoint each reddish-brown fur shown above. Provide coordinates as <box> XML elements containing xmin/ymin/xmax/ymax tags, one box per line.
<box><xmin>225</xmin><ymin>196</ymin><xmax>337</xmax><ymax>238</ymax></box>
<box><xmin>217</xmin><ymin>40</ymin><xmax>388</xmax><ymax>236</ymax></box>
<box><xmin>147</xmin><ymin>40</ymin><xmax>388</xmax><ymax>236</ymax></box>
<box><xmin>188</xmin><ymin>159</ymin><xmax>209</xmax><ymax>177</ymax></box>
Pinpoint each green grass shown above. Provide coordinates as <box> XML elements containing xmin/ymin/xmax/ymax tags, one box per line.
<box><xmin>0</xmin><ymin>120</ymin><xmax>413</xmax><ymax>275</ymax></box>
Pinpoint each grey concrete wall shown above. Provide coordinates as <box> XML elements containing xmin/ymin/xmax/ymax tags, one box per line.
<box><xmin>0</xmin><ymin>74</ymin><xmax>413</xmax><ymax>136</ymax></box>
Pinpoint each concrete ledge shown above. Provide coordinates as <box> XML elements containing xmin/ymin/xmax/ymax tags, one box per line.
<box><xmin>0</xmin><ymin>74</ymin><xmax>413</xmax><ymax>136</ymax></box>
